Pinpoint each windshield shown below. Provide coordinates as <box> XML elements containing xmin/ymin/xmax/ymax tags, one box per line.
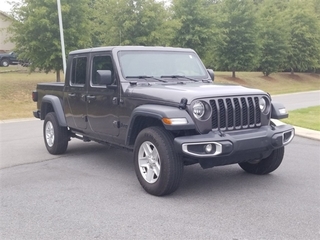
<box><xmin>118</xmin><ymin>50</ymin><xmax>208</xmax><ymax>79</ymax></box>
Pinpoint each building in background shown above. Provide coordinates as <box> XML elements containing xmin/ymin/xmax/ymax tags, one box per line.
<box><xmin>0</xmin><ymin>10</ymin><xmax>15</xmax><ymax>53</ymax></box>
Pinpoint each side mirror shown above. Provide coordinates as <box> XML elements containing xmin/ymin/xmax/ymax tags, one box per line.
<box><xmin>207</xmin><ymin>69</ymin><xmax>214</xmax><ymax>81</ymax></box>
<box><xmin>271</xmin><ymin>102</ymin><xmax>288</xmax><ymax>119</ymax></box>
<box><xmin>97</xmin><ymin>70</ymin><xmax>112</xmax><ymax>86</ymax></box>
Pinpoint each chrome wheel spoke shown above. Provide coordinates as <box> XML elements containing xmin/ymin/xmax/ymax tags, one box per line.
<box><xmin>142</xmin><ymin>142</ymin><xmax>153</xmax><ymax>157</ymax></box>
<box><xmin>139</xmin><ymin>157</ymin><xmax>149</xmax><ymax>168</ymax></box>
<box><xmin>153</xmin><ymin>162</ymin><xmax>160</xmax><ymax>177</ymax></box>
<box><xmin>45</xmin><ymin>121</ymin><xmax>54</xmax><ymax>147</ymax></box>
<box><xmin>145</xmin><ymin>167</ymin><xmax>155</xmax><ymax>182</ymax></box>
<box><xmin>151</xmin><ymin>147</ymin><xmax>159</xmax><ymax>159</ymax></box>
<box><xmin>138</xmin><ymin>141</ymin><xmax>161</xmax><ymax>184</ymax></box>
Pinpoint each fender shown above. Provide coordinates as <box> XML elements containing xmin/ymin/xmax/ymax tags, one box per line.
<box><xmin>271</xmin><ymin>102</ymin><xmax>289</xmax><ymax>119</ymax></box>
<box><xmin>125</xmin><ymin>104</ymin><xmax>196</xmax><ymax>145</ymax></box>
<box><xmin>41</xmin><ymin>95</ymin><xmax>67</xmax><ymax>127</ymax></box>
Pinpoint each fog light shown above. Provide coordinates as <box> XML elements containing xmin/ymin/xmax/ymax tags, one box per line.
<box><xmin>204</xmin><ymin>144</ymin><xmax>213</xmax><ymax>153</ymax></box>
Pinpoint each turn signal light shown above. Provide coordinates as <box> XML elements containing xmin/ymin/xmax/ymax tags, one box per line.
<box><xmin>162</xmin><ymin>118</ymin><xmax>188</xmax><ymax>125</ymax></box>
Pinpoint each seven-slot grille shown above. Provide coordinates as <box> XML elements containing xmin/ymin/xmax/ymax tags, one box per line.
<box><xmin>209</xmin><ymin>96</ymin><xmax>261</xmax><ymax>130</ymax></box>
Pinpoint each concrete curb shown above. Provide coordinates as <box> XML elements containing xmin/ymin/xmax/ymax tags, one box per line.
<box><xmin>273</xmin><ymin>90</ymin><xmax>320</xmax><ymax>96</ymax></box>
<box><xmin>293</xmin><ymin>126</ymin><xmax>320</xmax><ymax>141</ymax></box>
<box><xmin>1</xmin><ymin>118</ymin><xmax>319</xmax><ymax>141</ymax></box>
<box><xmin>0</xmin><ymin>118</ymin><xmax>37</xmax><ymax>124</ymax></box>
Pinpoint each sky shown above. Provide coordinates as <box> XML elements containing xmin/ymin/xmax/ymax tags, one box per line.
<box><xmin>1</xmin><ymin>0</ymin><xmax>171</xmax><ymax>13</ymax></box>
<box><xmin>1</xmin><ymin>0</ymin><xmax>18</xmax><ymax>13</ymax></box>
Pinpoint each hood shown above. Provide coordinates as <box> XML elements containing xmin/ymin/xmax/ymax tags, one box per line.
<box><xmin>125</xmin><ymin>82</ymin><xmax>266</xmax><ymax>104</ymax></box>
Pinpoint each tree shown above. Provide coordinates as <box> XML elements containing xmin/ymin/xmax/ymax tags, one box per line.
<box><xmin>171</xmin><ymin>0</ymin><xmax>214</xmax><ymax>58</ymax></box>
<box><xmin>285</xmin><ymin>0</ymin><xmax>320</xmax><ymax>74</ymax></box>
<box><xmin>258</xmin><ymin>0</ymin><xmax>289</xmax><ymax>76</ymax></box>
<box><xmin>93</xmin><ymin>0</ymin><xmax>169</xmax><ymax>46</ymax></box>
<box><xmin>9</xmin><ymin>0</ymin><xmax>92</xmax><ymax>81</ymax></box>
<box><xmin>212</xmin><ymin>0</ymin><xmax>259</xmax><ymax>78</ymax></box>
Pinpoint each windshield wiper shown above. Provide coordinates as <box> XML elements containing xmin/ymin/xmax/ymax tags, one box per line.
<box><xmin>160</xmin><ymin>75</ymin><xmax>199</xmax><ymax>82</ymax></box>
<box><xmin>126</xmin><ymin>75</ymin><xmax>167</xmax><ymax>82</ymax></box>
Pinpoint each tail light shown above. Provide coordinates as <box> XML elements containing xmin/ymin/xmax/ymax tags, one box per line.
<box><xmin>32</xmin><ymin>90</ymin><xmax>38</xmax><ymax>102</ymax></box>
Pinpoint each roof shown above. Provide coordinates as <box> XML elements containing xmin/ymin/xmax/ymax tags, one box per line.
<box><xmin>69</xmin><ymin>46</ymin><xmax>195</xmax><ymax>55</ymax></box>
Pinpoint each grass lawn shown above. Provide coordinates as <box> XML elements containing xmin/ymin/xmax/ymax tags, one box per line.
<box><xmin>215</xmin><ymin>71</ymin><xmax>320</xmax><ymax>95</ymax></box>
<box><xmin>282</xmin><ymin>106</ymin><xmax>320</xmax><ymax>131</ymax></box>
<box><xmin>0</xmin><ymin>67</ymin><xmax>58</xmax><ymax>119</ymax></box>
<box><xmin>0</xmin><ymin>67</ymin><xmax>319</xmax><ymax>121</ymax></box>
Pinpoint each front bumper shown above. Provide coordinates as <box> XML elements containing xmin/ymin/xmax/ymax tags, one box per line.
<box><xmin>174</xmin><ymin>124</ymin><xmax>294</xmax><ymax>168</ymax></box>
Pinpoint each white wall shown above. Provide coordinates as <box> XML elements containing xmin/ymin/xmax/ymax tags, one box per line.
<box><xmin>0</xmin><ymin>12</ymin><xmax>15</xmax><ymax>52</ymax></box>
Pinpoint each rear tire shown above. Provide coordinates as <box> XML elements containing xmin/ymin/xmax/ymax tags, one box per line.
<box><xmin>43</xmin><ymin>112</ymin><xmax>69</xmax><ymax>155</ymax></box>
<box><xmin>134</xmin><ymin>126</ymin><xmax>184</xmax><ymax>196</ymax></box>
<box><xmin>239</xmin><ymin>147</ymin><xmax>284</xmax><ymax>175</ymax></box>
<box><xmin>1</xmin><ymin>59</ymin><xmax>9</xmax><ymax>67</ymax></box>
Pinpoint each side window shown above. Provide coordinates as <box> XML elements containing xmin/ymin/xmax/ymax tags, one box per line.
<box><xmin>71</xmin><ymin>57</ymin><xmax>87</xmax><ymax>85</ymax></box>
<box><xmin>91</xmin><ymin>55</ymin><xmax>114</xmax><ymax>86</ymax></box>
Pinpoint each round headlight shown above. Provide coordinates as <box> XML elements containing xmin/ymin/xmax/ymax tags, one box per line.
<box><xmin>259</xmin><ymin>96</ymin><xmax>270</xmax><ymax>114</ymax></box>
<box><xmin>259</xmin><ymin>97</ymin><xmax>266</xmax><ymax>112</ymax></box>
<box><xmin>193</xmin><ymin>101</ymin><xmax>205</xmax><ymax>119</ymax></box>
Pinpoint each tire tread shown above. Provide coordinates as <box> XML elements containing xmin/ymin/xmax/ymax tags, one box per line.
<box><xmin>134</xmin><ymin>126</ymin><xmax>183</xmax><ymax>196</ymax></box>
<box><xmin>44</xmin><ymin>112</ymin><xmax>69</xmax><ymax>155</ymax></box>
<box><xmin>239</xmin><ymin>147</ymin><xmax>284</xmax><ymax>175</ymax></box>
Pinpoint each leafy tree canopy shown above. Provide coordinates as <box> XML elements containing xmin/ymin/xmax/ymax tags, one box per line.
<box><xmin>258</xmin><ymin>0</ymin><xmax>290</xmax><ymax>76</ymax></box>
<box><xmin>92</xmin><ymin>0</ymin><xmax>169</xmax><ymax>46</ymax></box>
<box><xmin>171</xmin><ymin>0</ymin><xmax>214</xmax><ymax>58</ymax></box>
<box><xmin>212</xmin><ymin>0</ymin><xmax>259</xmax><ymax>77</ymax></box>
<box><xmin>285</xmin><ymin>0</ymin><xmax>320</xmax><ymax>73</ymax></box>
<box><xmin>9</xmin><ymin>0</ymin><xmax>92</xmax><ymax>81</ymax></box>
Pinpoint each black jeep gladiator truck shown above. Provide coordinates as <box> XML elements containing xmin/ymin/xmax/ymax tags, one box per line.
<box><xmin>32</xmin><ymin>46</ymin><xmax>294</xmax><ymax>196</ymax></box>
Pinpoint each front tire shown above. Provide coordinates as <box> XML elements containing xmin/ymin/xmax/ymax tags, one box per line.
<box><xmin>239</xmin><ymin>147</ymin><xmax>284</xmax><ymax>175</ymax></box>
<box><xmin>43</xmin><ymin>112</ymin><xmax>69</xmax><ymax>155</ymax></box>
<box><xmin>134</xmin><ymin>126</ymin><xmax>184</xmax><ymax>196</ymax></box>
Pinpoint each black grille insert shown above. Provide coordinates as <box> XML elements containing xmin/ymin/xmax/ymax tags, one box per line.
<box><xmin>210</xmin><ymin>96</ymin><xmax>262</xmax><ymax>130</ymax></box>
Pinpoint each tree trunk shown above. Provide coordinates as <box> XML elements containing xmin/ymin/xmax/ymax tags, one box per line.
<box><xmin>232</xmin><ymin>70</ymin><xmax>236</xmax><ymax>78</ymax></box>
<box><xmin>290</xmin><ymin>68</ymin><xmax>294</xmax><ymax>75</ymax></box>
<box><xmin>56</xmin><ymin>70</ymin><xmax>61</xmax><ymax>82</ymax></box>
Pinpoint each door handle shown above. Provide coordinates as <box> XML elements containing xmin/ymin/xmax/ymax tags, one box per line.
<box><xmin>86</xmin><ymin>95</ymin><xmax>96</xmax><ymax>103</ymax></box>
<box><xmin>68</xmin><ymin>93</ymin><xmax>76</xmax><ymax>97</ymax></box>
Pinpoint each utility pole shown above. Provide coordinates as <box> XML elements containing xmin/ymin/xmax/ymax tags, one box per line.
<box><xmin>56</xmin><ymin>0</ymin><xmax>66</xmax><ymax>74</ymax></box>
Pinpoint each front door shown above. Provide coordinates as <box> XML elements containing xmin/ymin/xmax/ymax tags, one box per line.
<box><xmin>86</xmin><ymin>54</ymin><xmax>119</xmax><ymax>137</ymax></box>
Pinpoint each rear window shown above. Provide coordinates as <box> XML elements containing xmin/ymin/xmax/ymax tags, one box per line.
<box><xmin>71</xmin><ymin>57</ymin><xmax>87</xmax><ymax>85</ymax></box>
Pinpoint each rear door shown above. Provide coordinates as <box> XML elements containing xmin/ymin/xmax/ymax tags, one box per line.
<box><xmin>64</xmin><ymin>55</ymin><xmax>88</xmax><ymax>130</ymax></box>
<box><xmin>86</xmin><ymin>53</ymin><xmax>119</xmax><ymax>137</ymax></box>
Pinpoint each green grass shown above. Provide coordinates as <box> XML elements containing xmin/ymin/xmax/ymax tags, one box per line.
<box><xmin>215</xmin><ymin>71</ymin><xmax>320</xmax><ymax>95</ymax></box>
<box><xmin>282</xmin><ymin>106</ymin><xmax>320</xmax><ymax>131</ymax></box>
<box><xmin>0</xmin><ymin>70</ymin><xmax>58</xmax><ymax>119</ymax></box>
<box><xmin>0</xmin><ymin>69</ymin><xmax>319</xmax><ymax>120</ymax></box>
